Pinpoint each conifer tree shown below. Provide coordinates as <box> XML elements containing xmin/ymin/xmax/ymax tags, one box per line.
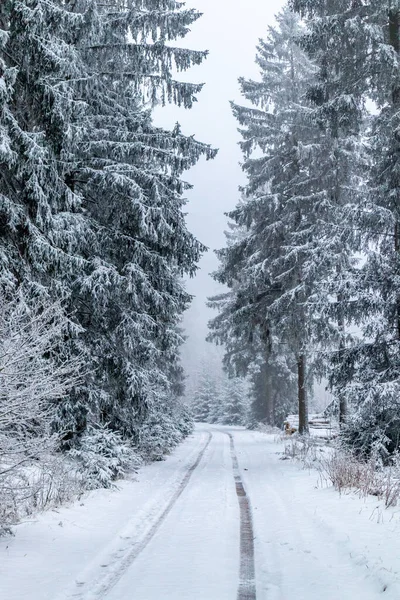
<box><xmin>290</xmin><ymin>0</ymin><xmax>400</xmax><ymax>456</ymax></box>
<box><xmin>0</xmin><ymin>0</ymin><xmax>89</xmax><ymax>293</ymax></box>
<box><xmin>247</xmin><ymin>355</ymin><xmax>296</xmax><ymax>427</ymax></box>
<box><xmin>208</xmin><ymin>282</ymin><xmax>296</xmax><ymax>427</ymax></box>
<box><xmin>1</xmin><ymin>0</ymin><xmax>216</xmax><ymax>451</ymax></box>
<box><xmin>288</xmin><ymin>0</ymin><xmax>369</xmax><ymax>428</ymax></box>
<box><xmin>192</xmin><ymin>370</ymin><xmax>220</xmax><ymax>423</ymax></box>
<box><xmin>0</xmin><ymin>0</ymin><xmax>91</xmax><ymax>440</ymax></box>
<box><xmin>207</xmin><ymin>221</ymin><xmax>280</xmax><ymax>425</ymax></box>
<box><xmin>64</xmin><ymin>0</ymin><xmax>216</xmax><ymax>439</ymax></box>
<box><xmin>210</xmin><ymin>7</ymin><xmax>318</xmax><ymax>433</ymax></box>
<box><xmin>220</xmin><ymin>377</ymin><xmax>248</xmax><ymax>426</ymax></box>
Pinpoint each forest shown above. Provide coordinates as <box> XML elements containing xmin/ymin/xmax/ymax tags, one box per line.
<box><xmin>208</xmin><ymin>1</ymin><xmax>400</xmax><ymax>462</ymax></box>
<box><xmin>2</xmin><ymin>0</ymin><xmax>400</xmax><ymax>532</ymax></box>
<box><xmin>0</xmin><ymin>0</ymin><xmax>218</xmax><ymax>526</ymax></box>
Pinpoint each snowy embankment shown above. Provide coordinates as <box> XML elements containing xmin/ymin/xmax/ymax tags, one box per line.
<box><xmin>2</xmin><ymin>425</ymin><xmax>400</xmax><ymax>599</ymax></box>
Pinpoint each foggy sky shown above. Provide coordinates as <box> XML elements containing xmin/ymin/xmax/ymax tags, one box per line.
<box><xmin>154</xmin><ymin>0</ymin><xmax>284</xmax><ymax>383</ymax></box>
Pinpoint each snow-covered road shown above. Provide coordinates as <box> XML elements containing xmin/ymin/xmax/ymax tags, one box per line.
<box><xmin>3</xmin><ymin>426</ymin><xmax>400</xmax><ymax>599</ymax></box>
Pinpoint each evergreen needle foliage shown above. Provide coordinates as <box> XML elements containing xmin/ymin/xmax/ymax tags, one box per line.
<box><xmin>209</xmin><ymin>1</ymin><xmax>400</xmax><ymax>455</ymax></box>
<box><xmin>0</xmin><ymin>0</ymin><xmax>216</xmax><ymax>504</ymax></box>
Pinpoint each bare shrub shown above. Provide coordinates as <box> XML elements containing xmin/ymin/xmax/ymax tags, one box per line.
<box><xmin>0</xmin><ymin>455</ymin><xmax>86</xmax><ymax>533</ymax></box>
<box><xmin>380</xmin><ymin>468</ymin><xmax>400</xmax><ymax>508</ymax></box>
<box><xmin>283</xmin><ymin>434</ymin><xmax>320</xmax><ymax>466</ymax></box>
<box><xmin>318</xmin><ymin>451</ymin><xmax>376</xmax><ymax>493</ymax></box>
<box><xmin>317</xmin><ymin>450</ymin><xmax>400</xmax><ymax>508</ymax></box>
<box><xmin>0</xmin><ymin>291</ymin><xmax>85</xmax><ymax>532</ymax></box>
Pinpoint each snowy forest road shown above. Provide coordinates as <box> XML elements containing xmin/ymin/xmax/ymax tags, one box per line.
<box><xmin>104</xmin><ymin>428</ymin><xmax>243</xmax><ymax>600</ymax></box>
<box><xmin>4</xmin><ymin>426</ymin><xmax>400</xmax><ymax>600</ymax></box>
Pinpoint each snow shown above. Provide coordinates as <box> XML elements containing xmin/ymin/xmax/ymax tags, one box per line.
<box><xmin>285</xmin><ymin>413</ymin><xmax>338</xmax><ymax>440</ymax></box>
<box><xmin>3</xmin><ymin>425</ymin><xmax>400</xmax><ymax>599</ymax></box>
<box><xmin>234</xmin><ymin>429</ymin><xmax>400</xmax><ymax>599</ymax></box>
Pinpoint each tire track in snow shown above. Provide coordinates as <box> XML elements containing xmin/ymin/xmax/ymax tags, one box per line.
<box><xmin>61</xmin><ymin>431</ymin><xmax>212</xmax><ymax>600</ymax></box>
<box><xmin>227</xmin><ymin>432</ymin><xmax>257</xmax><ymax>600</ymax></box>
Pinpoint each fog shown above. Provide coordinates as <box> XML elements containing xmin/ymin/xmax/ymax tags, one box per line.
<box><xmin>154</xmin><ymin>0</ymin><xmax>284</xmax><ymax>391</ymax></box>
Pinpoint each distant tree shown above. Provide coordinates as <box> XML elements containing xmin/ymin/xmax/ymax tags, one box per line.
<box><xmin>247</xmin><ymin>353</ymin><xmax>297</xmax><ymax>427</ymax></box>
<box><xmin>220</xmin><ymin>378</ymin><xmax>249</xmax><ymax>426</ymax></box>
<box><xmin>192</xmin><ymin>368</ymin><xmax>220</xmax><ymax>423</ymax></box>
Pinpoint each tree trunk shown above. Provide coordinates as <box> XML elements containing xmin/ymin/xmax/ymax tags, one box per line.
<box><xmin>337</xmin><ymin>291</ymin><xmax>347</xmax><ymax>425</ymax></box>
<box><xmin>265</xmin><ymin>366</ymin><xmax>274</xmax><ymax>425</ymax></box>
<box><xmin>395</xmin><ymin>222</ymin><xmax>400</xmax><ymax>341</ymax></box>
<box><xmin>389</xmin><ymin>7</ymin><xmax>400</xmax><ymax>55</ymax></box>
<box><xmin>298</xmin><ymin>353</ymin><xmax>309</xmax><ymax>434</ymax></box>
<box><xmin>389</xmin><ymin>9</ymin><xmax>400</xmax><ymax>341</ymax></box>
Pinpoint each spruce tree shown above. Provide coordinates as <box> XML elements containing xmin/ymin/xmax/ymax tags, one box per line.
<box><xmin>290</xmin><ymin>0</ymin><xmax>400</xmax><ymax>456</ymax></box>
<box><xmin>208</xmin><ymin>282</ymin><xmax>296</xmax><ymax>427</ymax></box>
<box><xmin>192</xmin><ymin>370</ymin><xmax>220</xmax><ymax>423</ymax></box>
<box><xmin>224</xmin><ymin>4</ymin><xmax>368</xmax><ymax>434</ymax></box>
<box><xmin>64</xmin><ymin>0</ymin><xmax>216</xmax><ymax>439</ymax></box>
<box><xmin>220</xmin><ymin>377</ymin><xmax>248</xmax><ymax>426</ymax></box>
<box><xmin>247</xmin><ymin>354</ymin><xmax>296</xmax><ymax>427</ymax></box>
<box><xmin>1</xmin><ymin>0</ymin><xmax>217</xmax><ymax>450</ymax></box>
<box><xmin>210</xmin><ymin>7</ymin><xmax>318</xmax><ymax>433</ymax></box>
<box><xmin>288</xmin><ymin>0</ymin><xmax>369</xmax><ymax>428</ymax></box>
<box><xmin>0</xmin><ymin>0</ymin><xmax>89</xmax><ymax>292</ymax></box>
<box><xmin>0</xmin><ymin>0</ymin><xmax>92</xmax><ymax>440</ymax></box>
<box><xmin>207</xmin><ymin>220</ymin><xmax>280</xmax><ymax>425</ymax></box>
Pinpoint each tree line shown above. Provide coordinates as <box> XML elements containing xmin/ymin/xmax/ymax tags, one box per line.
<box><xmin>208</xmin><ymin>1</ymin><xmax>400</xmax><ymax>460</ymax></box>
<box><xmin>0</xmin><ymin>0</ymin><xmax>216</xmax><ymax>509</ymax></box>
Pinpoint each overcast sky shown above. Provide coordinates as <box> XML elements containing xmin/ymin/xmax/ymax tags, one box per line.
<box><xmin>154</xmin><ymin>0</ymin><xmax>284</xmax><ymax>382</ymax></box>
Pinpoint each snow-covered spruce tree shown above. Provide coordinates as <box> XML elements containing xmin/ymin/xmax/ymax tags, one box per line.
<box><xmin>192</xmin><ymin>367</ymin><xmax>221</xmax><ymax>423</ymax></box>
<box><xmin>206</xmin><ymin>217</ymin><xmax>276</xmax><ymax>424</ymax></box>
<box><xmin>355</xmin><ymin>4</ymin><xmax>400</xmax><ymax>458</ymax></box>
<box><xmin>0</xmin><ymin>1</ymin><xmax>90</xmax><ymax>291</ymax></box>
<box><xmin>60</xmin><ymin>0</ymin><xmax>217</xmax><ymax>442</ymax></box>
<box><xmin>247</xmin><ymin>353</ymin><xmax>297</xmax><ymax>427</ymax></box>
<box><xmin>219</xmin><ymin>377</ymin><xmax>248</xmax><ymax>426</ymax></box>
<box><xmin>1</xmin><ymin>0</ymin><xmax>216</xmax><ymax>449</ymax></box>
<box><xmin>207</xmin><ymin>208</ymin><xmax>297</xmax><ymax>427</ymax></box>
<box><xmin>207</xmin><ymin>282</ymin><xmax>297</xmax><ymax>427</ymax></box>
<box><xmin>291</xmin><ymin>1</ymin><xmax>400</xmax><ymax>457</ymax></box>
<box><xmin>136</xmin><ymin>391</ymin><xmax>193</xmax><ymax>461</ymax></box>
<box><xmin>287</xmin><ymin>0</ymin><xmax>370</xmax><ymax>430</ymax></box>
<box><xmin>0</xmin><ymin>0</ymin><xmax>93</xmax><ymax>441</ymax></box>
<box><xmin>229</xmin><ymin>4</ymin><xmax>367</xmax><ymax>433</ymax></box>
<box><xmin>212</xmin><ymin>7</ymin><xmax>322</xmax><ymax>434</ymax></box>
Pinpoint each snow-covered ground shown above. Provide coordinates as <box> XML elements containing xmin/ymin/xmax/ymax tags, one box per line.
<box><xmin>2</xmin><ymin>425</ymin><xmax>400</xmax><ymax>599</ymax></box>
